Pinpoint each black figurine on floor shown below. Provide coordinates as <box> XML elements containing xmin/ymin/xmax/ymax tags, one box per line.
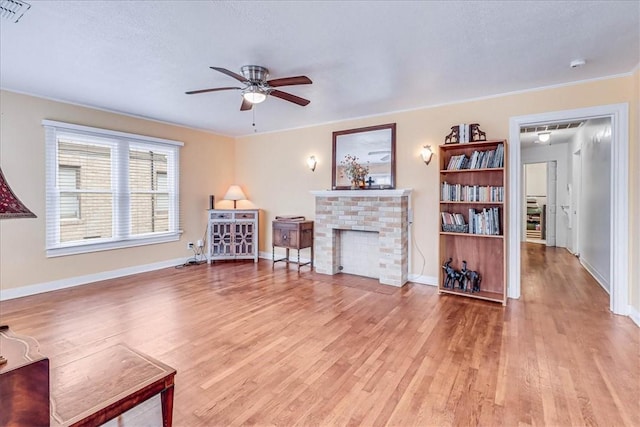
<box><xmin>443</xmin><ymin>258</ymin><xmax>457</xmax><ymax>288</ymax></box>
<box><xmin>458</xmin><ymin>260</ymin><xmax>481</xmax><ymax>293</ymax></box>
<box><xmin>460</xmin><ymin>260</ymin><xmax>470</xmax><ymax>291</ymax></box>
<box><xmin>468</xmin><ymin>270</ymin><xmax>481</xmax><ymax>292</ymax></box>
<box><xmin>453</xmin><ymin>269</ymin><xmax>465</xmax><ymax>290</ymax></box>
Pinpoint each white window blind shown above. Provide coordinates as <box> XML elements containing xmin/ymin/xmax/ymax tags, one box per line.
<box><xmin>58</xmin><ymin>165</ymin><xmax>81</xmax><ymax>220</ymax></box>
<box><xmin>44</xmin><ymin>120</ymin><xmax>182</xmax><ymax>257</ymax></box>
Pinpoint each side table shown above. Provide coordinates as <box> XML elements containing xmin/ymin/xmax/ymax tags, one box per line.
<box><xmin>50</xmin><ymin>343</ymin><xmax>176</xmax><ymax>427</ymax></box>
<box><xmin>272</xmin><ymin>220</ymin><xmax>314</xmax><ymax>272</ymax></box>
<box><xmin>0</xmin><ymin>326</ymin><xmax>50</xmax><ymax>427</ymax></box>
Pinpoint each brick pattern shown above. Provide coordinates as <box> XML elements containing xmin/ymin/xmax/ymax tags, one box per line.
<box><xmin>314</xmin><ymin>195</ymin><xmax>409</xmax><ymax>286</ymax></box>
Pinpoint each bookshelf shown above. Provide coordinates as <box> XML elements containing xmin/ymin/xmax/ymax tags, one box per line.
<box><xmin>439</xmin><ymin>140</ymin><xmax>507</xmax><ymax>305</ymax></box>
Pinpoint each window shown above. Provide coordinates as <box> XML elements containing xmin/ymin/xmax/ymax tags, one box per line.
<box><xmin>44</xmin><ymin>120</ymin><xmax>182</xmax><ymax>257</ymax></box>
<box><xmin>155</xmin><ymin>171</ymin><xmax>169</xmax><ymax>215</ymax></box>
<box><xmin>58</xmin><ymin>165</ymin><xmax>80</xmax><ymax>220</ymax></box>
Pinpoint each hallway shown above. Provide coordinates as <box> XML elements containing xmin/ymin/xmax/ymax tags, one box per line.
<box><xmin>513</xmin><ymin>242</ymin><xmax>638</xmax><ymax>425</ymax></box>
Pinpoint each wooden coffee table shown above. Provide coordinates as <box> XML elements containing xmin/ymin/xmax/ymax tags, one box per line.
<box><xmin>50</xmin><ymin>343</ymin><xmax>176</xmax><ymax>427</ymax></box>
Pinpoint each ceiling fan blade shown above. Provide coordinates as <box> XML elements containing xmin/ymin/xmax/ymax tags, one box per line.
<box><xmin>269</xmin><ymin>89</ymin><xmax>311</xmax><ymax>106</ymax></box>
<box><xmin>240</xmin><ymin>98</ymin><xmax>253</xmax><ymax>111</ymax></box>
<box><xmin>267</xmin><ymin>76</ymin><xmax>312</xmax><ymax>87</ymax></box>
<box><xmin>210</xmin><ymin>67</ymin><xmax>248</xmax><ymax>83</ymax></box>
<box><xmin>185</xmin><ymin>87</ymin><xmax>241</xmax><ymax>95</ymax></box>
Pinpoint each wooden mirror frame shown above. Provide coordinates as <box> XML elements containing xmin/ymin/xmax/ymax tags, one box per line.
<box><xmin>331</xmin><ymin>123</ymin><xmax>396</xmax><ymax>190</ymax></box>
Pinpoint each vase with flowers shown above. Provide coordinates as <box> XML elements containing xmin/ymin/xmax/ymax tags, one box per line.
<box><xmin>341</xmin><ymin>154</ymin><xmax>369</xmax><ymax>189</ymax></box>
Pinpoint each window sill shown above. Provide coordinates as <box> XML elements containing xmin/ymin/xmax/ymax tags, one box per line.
<box><xmin>46</xmin><ymin>233</ymin><xmax>180</xmax><ymax>258</ymax></box>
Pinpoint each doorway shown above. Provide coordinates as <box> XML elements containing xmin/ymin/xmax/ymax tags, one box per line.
<box><xmin>508</xmin><ymin>104</ymin><xmax>629</xmax><ymax>315</ymax></box>
<box><xmin>524</xmin><ymin>162</ymin><xmax>548</xmax><ymax>245</ymax></box>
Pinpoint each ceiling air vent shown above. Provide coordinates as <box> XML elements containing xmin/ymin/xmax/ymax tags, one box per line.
<box><xmin>520</xmin><ymin>120</ymin><xmax>585</xmax><ymax>134</ymax></box>
<box><xmin>1</xmin><ymin>0</ymin><xmax>30</xmax><ymax>23</ymax></box>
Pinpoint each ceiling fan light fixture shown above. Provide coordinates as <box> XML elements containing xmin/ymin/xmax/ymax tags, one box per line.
<box><xmin>242</xmin><ymin>88</ymin><xmax>267</xmax><ymax>104</ymax></box>
<box><xmin>537</xmin><ymin>132</ymin><xmax>551</xmax><ymax>143</ymax></box>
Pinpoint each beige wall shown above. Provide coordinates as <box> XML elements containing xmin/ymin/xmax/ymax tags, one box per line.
<box><xmin>0</xmin><ymin>90</ymin><xmax>235</xmax><ymax>291</ymax></box>
<box><xmin>2</xmin><ymin>73</ymin><xmax>639</xmax><ymax>316</ymax></box>
<box><xmin>235</xmin><ymin>74</ymin><xmax>639</xmax><ymax>311</ymax></box>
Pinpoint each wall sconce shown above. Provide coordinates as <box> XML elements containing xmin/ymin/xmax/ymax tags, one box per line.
<box><xmin>223</xmin><ymin>184</ymin><xmax>247</xmax><ymax>209</ymax></box>
<box><xmin>307</xmin><ymin>155</ymin><xmax>317</xmax><ymax>172</ymax></box>
<box><xmin>420</xmin><ymin>145</ymin><xmax>434</xmax><ymax>165</ymax></box>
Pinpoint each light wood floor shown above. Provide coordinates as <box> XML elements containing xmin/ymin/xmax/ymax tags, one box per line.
<box><xmin>1</xmin><ymin>244</ymin><xmax>638</xmax><ymax>426</ymax></box>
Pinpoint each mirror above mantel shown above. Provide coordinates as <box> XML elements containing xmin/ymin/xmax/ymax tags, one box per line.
<box><xmin>331</xmin><ymin>123</ymin><xmax>396</xmax><ymax>190</ymax></box>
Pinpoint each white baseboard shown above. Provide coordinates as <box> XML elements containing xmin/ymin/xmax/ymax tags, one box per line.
<box><xmin>0</xmin><ymin>257</ymin><xmax>186</xmax><ymax>301</ymax></box>
<box><xmin>629</xmin><ymin>305</ymin><xmax>640</xmax><ymax>327</ymax></box>
<box><xmin>408</xmin><ymin>274</ymin><xmax>438</xmax><ymax>286</ymax></box>
<box><xmin>579</xmin><ymin>258</ymin><xmax>610</xmax><ymax>294</ymax></box>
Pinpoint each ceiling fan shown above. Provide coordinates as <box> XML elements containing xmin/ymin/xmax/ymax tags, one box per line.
<box><xmin>368</xmin><ymin>150</ymin><xmax>391</xmax><ymax>161</ymax></box>
<box><xmin>185</xmin><ymin>65</ymin><xmax>312</xmax><ymax>111</ymax></box>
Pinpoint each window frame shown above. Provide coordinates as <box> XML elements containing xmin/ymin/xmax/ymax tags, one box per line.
<box><xmin>43</xmin><ymin>120</ymin><xmax>183</xmax><ymax>257</ymax></box>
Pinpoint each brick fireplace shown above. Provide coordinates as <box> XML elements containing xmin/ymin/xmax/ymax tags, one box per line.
<box><xmin>311</xmin><ymin>189</ymin><xmax>412</xmax><ymax>286</ymax></box>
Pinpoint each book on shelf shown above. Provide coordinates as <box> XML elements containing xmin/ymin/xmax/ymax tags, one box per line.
<box><xmin>275</xmin><ymin>215</ymin><xmax>306</xmax><ymax>221</ymax></box>
<box><xmin>441</xmin><ymin>182</ymin><xmax>504</xmax><ymax>202</ymax></box>
<box><xmin>459</xmin><ymin>123</ymin><xmax>470</xmax><ymax>143</ymax></box>
<box><xmin>468</xmin><ymin>207</ymin><xmax>501</xmax><ymax>235</ymax></box>
<box><xmin>445</xmin><ymin>143</ymin><xmax>504</xmax><ymax>170</ymax></box>
<box><xmin>441</xmin><ymin>211</ymin><xmax>466</xmax><ymax>226</ymax></box>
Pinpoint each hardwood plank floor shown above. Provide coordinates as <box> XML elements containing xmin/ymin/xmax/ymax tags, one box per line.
<box><xmin>1</xmin><ymin>244</ymin><xmax>638</xmax><ymax>426</ymax></box>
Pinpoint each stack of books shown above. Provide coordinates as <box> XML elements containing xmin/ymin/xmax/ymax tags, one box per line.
<box><xmin>275</xmin><ymin>215</ymin><xmax>305</xmax><ymax>222</ymax></box>
<box><xmin>468</xmin><ymin>207</ymin><xmax>501</xmax><ymax>235</ymax></box>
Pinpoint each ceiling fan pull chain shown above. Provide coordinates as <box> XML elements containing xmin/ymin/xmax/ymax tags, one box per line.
<box><xmin>252</xmin><ymin>106</ymin><xmax>257</xmax><ymax>132</ymax></box>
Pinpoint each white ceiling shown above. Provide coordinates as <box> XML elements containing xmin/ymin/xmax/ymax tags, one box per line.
<box><xmin>1</xmin><ymin>1</ymin><xmax>638</xmax><ymax>137</ymax></box>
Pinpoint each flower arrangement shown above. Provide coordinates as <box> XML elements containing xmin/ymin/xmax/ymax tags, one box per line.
<box><xmin>341</xmin><ymin>154</ymin><xmax>369</xmax><ymax>187</ymax></box>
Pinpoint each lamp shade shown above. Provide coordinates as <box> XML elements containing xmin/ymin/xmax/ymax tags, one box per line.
<box><xmin>421</xmin><ymin>145</ymin><xmax>434</xmax><ymax>165</ymax></box>
<box><xmin>0</xmin><ymin>167</ymin><xmax>36</xmax><ymax>219</ymax></box>
<box><xmin>223</xmin><ymin>185</ymin><xmax>247</xmax><ymax>208</ymax></box>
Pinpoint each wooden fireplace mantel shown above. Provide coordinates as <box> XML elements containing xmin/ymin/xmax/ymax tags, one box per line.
<box><xmin>310</xmin><ymin>189</ymin><xmax>412</xmax><ymax>197</ymax></box>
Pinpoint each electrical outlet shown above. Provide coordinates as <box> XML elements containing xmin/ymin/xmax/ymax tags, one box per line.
<box><xmin>197</xmin><ymin>240</ymin><xmax>204</xmax><ymax>248</ymax></box>
<box><xmin>187</xmin><ymin>242</ymin><xmax>194</xmax><ymax>250</ymax></box>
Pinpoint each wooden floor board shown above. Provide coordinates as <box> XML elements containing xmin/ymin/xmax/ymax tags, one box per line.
<box><xmin>1</xmin><ymin>244</ymin><xmax>638</xmax><ymax>426</ymax></box>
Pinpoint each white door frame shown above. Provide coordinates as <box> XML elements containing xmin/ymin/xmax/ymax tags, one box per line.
<box><xmin>546</xmin><ymin>161</ymin><xmax>557</xmax><ymax>247</ymax></box>
<box><xmin>571</xmin><ymin>148</ymin><xmax>581</xmax><ymax>255</ymax></box>
<box><xmin>508</xmin><ymin>103</ymin><xmax>629</xmax><ymax>315</ymax></box>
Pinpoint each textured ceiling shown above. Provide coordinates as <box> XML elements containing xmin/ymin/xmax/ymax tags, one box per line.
<box><xmin>1</xmin><ymin>1</ymin><xmax>638</xmax><ymax>137</ymax></box>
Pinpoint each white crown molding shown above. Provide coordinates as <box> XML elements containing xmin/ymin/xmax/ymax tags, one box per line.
<box><xmin>236</xmin><ymin>72</ymin><xmax>637</xmax><ymax>138</ymax></box>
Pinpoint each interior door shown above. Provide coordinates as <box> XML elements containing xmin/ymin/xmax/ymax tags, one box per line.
<box><xmin>546</xmin><ymin>161</ymin><xmax>557</xmax><ymax>246</ymax></box>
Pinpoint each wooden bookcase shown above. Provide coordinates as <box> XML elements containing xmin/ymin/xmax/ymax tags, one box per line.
<box><xmin>438</xmin><ymin>140</ymin><xmax>507</xmax><ymax>305</ymax></box>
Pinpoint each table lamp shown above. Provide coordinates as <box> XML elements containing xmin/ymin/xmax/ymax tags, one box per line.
<box><xmin>0</xmin><ymin>166</ymin><xmax>37</xmax><ymax>365</ymax></box>
<box><xmin>223</xmin><ymin>185</ymin><xmax>246</xmax><ymax>209</ymax></box>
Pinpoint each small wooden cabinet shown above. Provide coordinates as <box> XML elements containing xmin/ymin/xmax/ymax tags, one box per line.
<box><xmin>208</xmin><ymin>209</ymin><xmax>259</xmax><ymax>263</ymax></box>
<box><xmin>272</xmin><ymin>220</ymin><xmax>314</xmax><ymax>271</ymax></box>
